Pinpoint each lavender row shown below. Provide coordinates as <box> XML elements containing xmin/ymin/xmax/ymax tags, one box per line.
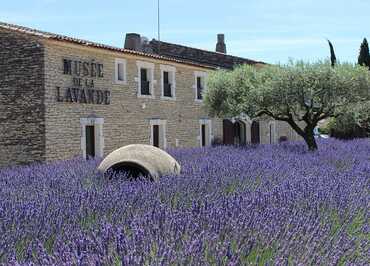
<box><xmin>0</xmin><ymin>139</ymin><xmax>369</xmax><ymax>265</ymax></box>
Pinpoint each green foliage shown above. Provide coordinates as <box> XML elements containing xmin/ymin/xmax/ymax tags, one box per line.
<box><xmin>347</xmin><ymin>211</ymin><xmax>366</xmax><ymax>237</ymax></box>
<box><xmin>355</xmin><ymin>101</ymin><xmax>370</xmax><ymax>132</ymax></box>
<box><xmin>241</xmin><ymin>244</ymin><xmax>276</xmax><ymax>265</ymax></box>
<box><xmin>205</xmin><ymin>60</ymin><xmax>370</xmax><ymax>150</ymax></box>
<box><xmin>358</xmin><ymin>38</ymin><xmax>370</xmax><ymax>69</ymax></box>
<box><xmin>318</xmin><ymin>125</ymin><xmax>330</xmax><ymax>135</ymax></box>
<box><xmin>328</xmin><ymin>114</ymin><xmax>368</xmax><ymax>140</ymax></box>
<box><xmin>44</xmin><ymin>235</ymin><xmax>56</xmax><ymax>254</ymax></box>
<box><xmin>206</xmin><ymin>60</ymin><xmax>370</xmax><ymax>121</ymax></box>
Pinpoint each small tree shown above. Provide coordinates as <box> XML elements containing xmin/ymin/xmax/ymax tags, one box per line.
<box><xmin>327</xmin><ymin>39</ymin><xmax>337</xmax><ymax>67</ymax></box>
<box><xmin>204</xmin><ymin>61</ymin><xmax>370</xmax><ymax>151</ymax></box>
<box><xmin>358</xmin><ymin>38</ymin><xmax>370</xmax><ymax>69</ymax></box>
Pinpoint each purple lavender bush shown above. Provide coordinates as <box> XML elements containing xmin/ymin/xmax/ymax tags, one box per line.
<box><xmin>0</xmin><ymin>139</ymin><xmax>369</xmax><ymax>265</ymax></box>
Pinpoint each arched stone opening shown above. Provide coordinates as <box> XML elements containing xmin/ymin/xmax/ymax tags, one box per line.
<box><xmin>234</xmin><ymin>120</ymin><xmax>246</xmax><ymax>145</ymax></box>
<box><xmin>223</xmin><ymin>119</ymin><xmax>247</xmax><ymax>145</ymax></box>
<box><xmin>107</xmin><ymin>161</ymin><xmax>151</xmax><ymax>180</ymax></box>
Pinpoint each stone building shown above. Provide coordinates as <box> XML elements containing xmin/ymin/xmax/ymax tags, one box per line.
<box><xmin>0</xmin><ymin>22</ymin><xmax>301</xmax><ymax>167</ymax></box>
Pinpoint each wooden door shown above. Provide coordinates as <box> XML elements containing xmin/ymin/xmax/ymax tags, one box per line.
<box><xmin>223</xmin><ymin>119</ymin><xmax>234</xmax><ymax>145</ymax></box>
<box><xmin>86</xmin><ymin>125</ymin><xmax>95</xmax><ymax>158</ymax></box>
<box><xmin>251</xmin><ymin>121</ymin><xmax>260</xmax><ymax>144</ymax></box>
<box><xmin>234</xmin><ymin>122</ymin><xmax>241</xmax><ymax>144</ymax></box>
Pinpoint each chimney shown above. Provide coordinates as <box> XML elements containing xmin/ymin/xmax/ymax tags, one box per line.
<box><xmin>216</xmin><ymin>34</ymin><xmax>226</xmax><ymax>54</ymax></box>
<box><xmin>124</xmin><ymin>33</ymin><xmax>141</xmax><ymax>51</ymax></box>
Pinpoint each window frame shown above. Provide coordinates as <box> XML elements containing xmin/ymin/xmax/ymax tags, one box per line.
<box><xmin>194</xmin><ymin>71</ymin><xmax>207</xmax><ymax>102</ymax></box>
<box><xmin>114</xmin><ymin>58</ymin><xmax>127</xmax><ymax>85</ymax></box>
<box><xmin>160</xmin><ymin>64</ymin><xmax>176</xmax><ymax>100</ymax></box>
<box><xmin>136</xmin><ymin>61</ymin><xmax>155</xmax><ymax>99</ymax></box>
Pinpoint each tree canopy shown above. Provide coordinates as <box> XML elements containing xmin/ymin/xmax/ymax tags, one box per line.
<box><xmin>204</xmin><ymin>61</ymin><xmax>370</xmax><ymax>150</ymax></box>
<box><xmin>355</xmin><ymin>101</ymin><xmax>370</xmax><ymax>132</ymax></box>
<box><xmin>358</xmin><ymin>38</ymin><xmax>370</xmax><ymax>69</ymax></box>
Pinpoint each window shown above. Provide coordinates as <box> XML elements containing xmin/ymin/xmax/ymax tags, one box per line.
<box><xmin>197</xmin><ymin>77</ymin><xmax>203</xmax><ymax>100</ymax></box>
<box><xmin>164</xmin><ymin>72</ymin><xmax>171</xmax><ymax>96</ymax></box>
<box><xmin>140</xmin><ymin>68</ymin><xmax>150</xmax><ymax>95</ymax></box>
<box><xmin>194</xmin><ymin>71</ymin><xmax>207</xmax><ymax>102</ymax></box>
<box><xmin>136</xmin><ymin>61</ymin><xmax>155</xmax><ymax>98</ymax></box>
<box><xmin>114</xmin><ymin>58</ymin><xmax>127</xmax><ymax>84</ymax></box>
<box><xmin>160</xmin><ymin>65</ymin><xmax>176</xmax><ymax>99</ymax></box>
<box><xmin>150</xmin><ymin>119</ymin><xmax>167</xmax><ymax>149</ymax></box>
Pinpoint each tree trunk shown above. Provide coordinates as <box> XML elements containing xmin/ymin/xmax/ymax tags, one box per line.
<box><xmin>284</xmin><ymin>118</ymin><xmax>318</xmax><ymax>151</ymax></box>
<box><xmin>266</xmin><ymin>114</ymin><xmax>319</xmax><ymax>151</ymax></box>
<box><xmin>303</xmin><ymin>131</ymin><xmax>318</xmax><ymax>151</ymax></box>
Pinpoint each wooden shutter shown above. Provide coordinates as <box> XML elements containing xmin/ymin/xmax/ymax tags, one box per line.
<box><xmin>223</xmin><ymin>119</ymin><xmax>234</xmax><ymax>145</ymax></box>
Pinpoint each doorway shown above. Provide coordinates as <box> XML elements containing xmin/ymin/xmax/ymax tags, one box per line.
<box><xmin>80</xmin><ymin>117</ymin><xmax>104</xmax><ymax>159</ymax></box>
<box><xmin>199</xmin><ymin>119</ymin><xmax>212</xmax><ymax>147</ymax></box>
<box><xmin>150</xmin><ymin>119</ymin><xmax>167</xmax><ymax>149</ymax></box>
<box><xmin>152</xmin><ymin>124</ymin><xmax>159</xmax><ymax>148</ymax></box>
<box><xmin>201</xmin><ymin>124</ymin><xmax>206</xmax><ymax>146</ymax></box>
<box><xmin>223</xmin><ymin>119</ymin><xmax>246</xmax><ymax>145</ymax></box>
<box><xmin>251</xmin><ymin>121</ymin><xmax>260</xmax><ymax>144</ymax></box>
<box><xmin>85</xmin><ymin>125</ymin><xmax>95</xmax><ymax>158</ymax></box>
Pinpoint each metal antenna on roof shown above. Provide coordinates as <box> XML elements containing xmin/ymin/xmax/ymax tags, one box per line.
<box><xmin>157</xmin><ymin>0</ymin><xmax>161</xmax><ymax>54</ymax></box>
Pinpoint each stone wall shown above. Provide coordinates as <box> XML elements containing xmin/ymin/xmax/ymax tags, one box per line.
<box><xmin>235</xmin><ymin>118</ymin><xmax>302</xmax><ymax>145</ymax></box>
<box><xmin>43</xmin><ymin>40</ymin><xmax>223</xmax><ymax>161</ymax></box>
<box><xmin>0</xmin><ymin>28</ymin><xmax>45</xmax><ymax>167</ymax></box>
<box><xmin>259</xmin><ymin>119</ymin><xmax>302</xmax><ymax>144</ymax></box>
<box><xmin>0</xmin><ymin>29</ymin><xmax>303</xmax><ymax>167</ymax></box>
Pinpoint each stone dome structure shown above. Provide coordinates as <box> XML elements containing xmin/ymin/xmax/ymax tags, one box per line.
<box><xmin>97</xmin><ymin>144</ymin><xmax>181</xmax><ymax>180</ymax></box>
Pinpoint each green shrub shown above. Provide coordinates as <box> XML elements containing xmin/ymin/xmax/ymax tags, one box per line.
<box><xmin>318</xmin><ymin>125</ymin><xmax>330</xmax><ymax>135</ymax></box>
<box><xmin>328</xmin><ymin>113</ymin><xmax>368</xmax><ymax>140</ymax></box>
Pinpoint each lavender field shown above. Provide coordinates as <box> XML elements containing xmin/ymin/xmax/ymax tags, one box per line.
<box><xmin>0</xmin><ymin>139</ymin><xmax>369</xmax><ymax>265</ymax></box>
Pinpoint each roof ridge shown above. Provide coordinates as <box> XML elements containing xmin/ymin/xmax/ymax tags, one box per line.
<box><xmin>0</xmin><ymin>21</ymin><xmax>218</xmax><ymax>69</ymax></box>
<box><xmin>0</xmin><ymin>21</ymin><xmax>55</xmax><ymax>38</ymax></box>
<box><xmin>0</xmin><ymin>21</ymin><xmax>122</xmax><ymax>49</ymax></box>
<box><xmin>0</xmin><ymin>21</ymin><xmax>264</xmax><ymax>69</ymax></box>
<box><xmin>151</xmin><ymin>39</ymin><xmax>265</xmax><ymax>64</ymax></box>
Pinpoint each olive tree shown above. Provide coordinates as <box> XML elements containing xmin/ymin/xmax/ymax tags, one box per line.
<box><xmin>204</xmin><ymin>61</ymin><xmax>370</xmax><ymax>151</ymax></box>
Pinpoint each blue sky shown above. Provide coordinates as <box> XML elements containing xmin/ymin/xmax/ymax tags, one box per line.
<box><xmin>1</xmin><ymin>0</ymin><xmax>369</xmax><ymax>64</ymax></box>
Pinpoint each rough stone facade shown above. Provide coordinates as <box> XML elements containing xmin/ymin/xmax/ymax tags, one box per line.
<box><xmin>0</xmin><ymin>28</ymin><xmax>45</xmax><ymax>167</ymax></box>
<box><xmin>0</xmin><ymin>22</ymin><xmax>302</xmax><ymax>167</ymax></box>
<box><xmin>43</xmin><ymin>40</ymin><xmax>222</xmax><ymax>161</ymax></box>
